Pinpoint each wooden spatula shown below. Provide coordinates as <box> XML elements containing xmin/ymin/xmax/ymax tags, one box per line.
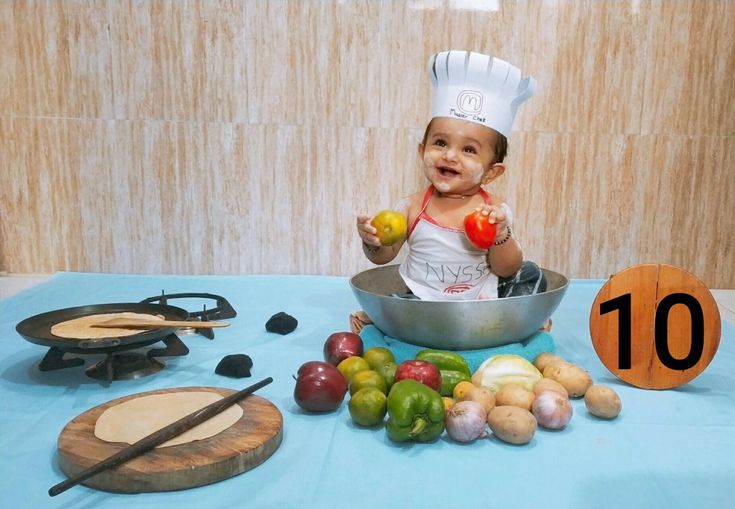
<box><xmin>92</xmin><ymin>317</ymin><xmax>229</xmax><ymax>329</ymax></box>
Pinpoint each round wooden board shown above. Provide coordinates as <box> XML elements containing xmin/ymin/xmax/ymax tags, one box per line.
<box><xmin>57</xmin><ymin>387</ymin><xmax>283</xmax><ymax>493</ymax></box>
<box><xmin>589</xmin><ymin>264</ymin><xmax>721</xmax><ymax>389</ymax></box>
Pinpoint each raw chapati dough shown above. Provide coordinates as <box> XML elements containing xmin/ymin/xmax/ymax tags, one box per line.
<box><xmin>50</xmin><ymin>312</ymin><xmax>165</xmax><ymax>339</ymax></box>
<box><xmin>95</xmin><ymin>391</ymin><xmax>243</xmax><ymax>448</ymax></box>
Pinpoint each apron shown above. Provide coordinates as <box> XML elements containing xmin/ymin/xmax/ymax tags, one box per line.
<box><xmin>398</xmin><ymin>186</ymin><xmax>499</xmax><ymax>300</ymax></box>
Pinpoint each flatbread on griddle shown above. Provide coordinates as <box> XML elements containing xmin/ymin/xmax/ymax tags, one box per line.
<box><xmin>50</xmin><ymin>312</ymin><xmax>166</xmax><ymax>339</ymax></box>
<box><xmin>94</xmin><ymin>392</ymin><xmax>244</xmax><ymax>448</ymax></box>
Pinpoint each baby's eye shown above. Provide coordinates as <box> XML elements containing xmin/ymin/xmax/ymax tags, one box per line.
<box><xmin>463</xmin><ymin>146</ymin><xmax>477</xmax><ymax>154</ymax></box>
<box><xmin>434</xmin><ymin>138</ymin><xmax>447</xmax><ymax>147</ymax></box>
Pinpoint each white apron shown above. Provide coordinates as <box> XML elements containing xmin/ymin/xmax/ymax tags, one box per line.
<box><xmin>398</xmin><ymin>186</ymin><xmax>504</xmax><ymax>301</ymax></box>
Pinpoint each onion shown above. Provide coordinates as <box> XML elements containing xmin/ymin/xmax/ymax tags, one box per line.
<box><xmin>445</xmin><ymin>400</ymin><xmax>488</xmax><ymax>443</ymax></box>
<box><xmin>531</xmin><ymin>390</ymin><xmax>572</xmax><ymax>429</ymax></box>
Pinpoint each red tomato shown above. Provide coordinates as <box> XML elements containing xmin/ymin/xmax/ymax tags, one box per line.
<box><xmin>463</xmin><ymin>210</ymin><xmax>497</xmax><ymax>249</ymax></box>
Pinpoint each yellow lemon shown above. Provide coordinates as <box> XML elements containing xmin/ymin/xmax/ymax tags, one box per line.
<box><xmin>370</xmin><ymin>210</ymin><xmax>407</xmax><ymax>246</ymax></box>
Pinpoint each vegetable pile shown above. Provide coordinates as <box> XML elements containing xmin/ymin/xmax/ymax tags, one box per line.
<box><xmin>294</xmin><ymin>333</ymin><xmax>623</xmax><ymax>446</ymax></box>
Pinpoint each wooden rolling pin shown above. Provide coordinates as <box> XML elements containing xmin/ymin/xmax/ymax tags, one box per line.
<box><xmin>92</xmin><ymin>317</ymin><xmax>229</xmax><ymax>329</ymax></box>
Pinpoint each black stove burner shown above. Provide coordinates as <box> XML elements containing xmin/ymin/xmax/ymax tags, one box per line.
<box><xmin>38</xmin><ymin>333</ymin><xmax>190</xmax><ymax>383</ymax></box>
<box><xmin>139</xmin><ymin>292</ymin><xmax>237</xmax><ymax>340</ymax></box>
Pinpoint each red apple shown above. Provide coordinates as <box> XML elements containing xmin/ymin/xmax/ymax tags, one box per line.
<box><xmin>323</xmin><ymin>331</ymin><xmax>364</xmax><ymax>365</ymax></box>
<box><xmin>394</xmin><ymin>360</ymin><xmax>441</xmax><ymax>392</ymax></box>
<box><xmin>293</xmin><ymin>361</ymin><xmax>348</xmax><ymax>412</ymax></box>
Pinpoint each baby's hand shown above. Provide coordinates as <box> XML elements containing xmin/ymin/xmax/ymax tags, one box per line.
<box><xmin>356</xmin><ymin>215</ymin><xmax>381</xmax><ymax>247</ymax></box>
<box><xmin>475</xmin><ymin>205</ymin><xmax>509</xmax><ymax>231</ymax></box>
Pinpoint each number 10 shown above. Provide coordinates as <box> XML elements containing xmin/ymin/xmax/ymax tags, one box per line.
<box><xmin>599</xmin><ymin>292</ymin><xmax>705</xmax><ymax>370</ymax></box>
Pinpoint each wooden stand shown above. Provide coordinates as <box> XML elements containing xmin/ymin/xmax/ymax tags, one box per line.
<box><xmin>589</xmin><ymin>264</ymin><xmax>720</xmax><ymax>389</ymax></box>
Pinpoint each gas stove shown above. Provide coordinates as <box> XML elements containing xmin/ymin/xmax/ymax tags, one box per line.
<box><xmin>16</xmin><ymin>292</ymin><xmax>237</xmax><ymax>384</ymax></box>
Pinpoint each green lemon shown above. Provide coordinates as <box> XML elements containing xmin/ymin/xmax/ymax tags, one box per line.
<box><xmin>349</xmin><ymin>369</ymin><xmax>387</xmax><ymax>395</ymax></box>
<box><xmin>363</xmin><ymin>347</ymin><xmax>396</xmax><ymax>370</ymax></box>
<box><xmin>349</xmin><ymin>387</ymin><xmax>388</xmax><ymax>427</ymax></box>
<box><xmin>337</xmin><ymin>356</ymin><xmax>371</xmax><ymax>383</ymax></box>
<box><xmin>375</xmin><ymin>361</ymin><xmax>398</xmax><ymax>388</ymax></box>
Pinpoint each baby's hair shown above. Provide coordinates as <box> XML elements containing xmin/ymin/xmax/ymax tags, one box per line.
<box><xmin>421</xmin><ymin>118</ymin><xmax>508</xmax><ymax>164</ymax></box>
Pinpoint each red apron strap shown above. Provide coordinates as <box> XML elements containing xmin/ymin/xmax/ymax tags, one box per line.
<box><xmin>408</xmin><ymin>186</ymin><xmax>435</xmax><ymax>237</ymax></box>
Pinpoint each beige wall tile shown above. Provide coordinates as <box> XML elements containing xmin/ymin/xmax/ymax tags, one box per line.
<box><xmin>633</xmin><ymin>134</ymin><xmax>734</xmax><ymax>286</ymax></box>
<box><xmin>245</xmin><ymin>0</ymin><xmax>382</xmax><ymax>127</ymax></box>
<box><xmin>0</xmin><ymin>3</ymin><xmax>14</xmax><ymax>113</ymax></box>
<box><xmin>0</xmin><ymin>117</ymin><xmax>102</xmax><ymax>272</ymax></box>
<box><xmin>110</xmin><ymin>0</ymin><xmax>248</xmax><ymax>121</ymax></box>
<box><xmin>10</xmin><ymin>0</ymin><xmax>114</xmax><ymax>118</ymax></box>
<box><xmin>641</xmin><ymin>0</ymin><xmax>735</xmax><ymax>135</ymax></box>
<box><xmin>521</xmin><ymin>0</ymin><xmax>650</xmax><ymax>134</ymax></box>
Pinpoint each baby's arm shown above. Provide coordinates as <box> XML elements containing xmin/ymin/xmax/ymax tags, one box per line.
<box><xmin>356</xmin><ymin>197</ymin><xmax>411</xmax><ymax>265</ymax></box>
<box><xmin>478</xmin><ymin>202</ymin><xmax>523</xmax><ymax>277</ymax></box>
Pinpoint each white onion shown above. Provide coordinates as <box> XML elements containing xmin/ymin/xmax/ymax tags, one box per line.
<box><xmin>445</xmin><ymin>400</ymin><xmax>488</xmax><ymax>442</ymax></box>
<box><xmin>532</xmin><ymin>390</ymin><xmax>572</xmax><ymax>429</ymax></box>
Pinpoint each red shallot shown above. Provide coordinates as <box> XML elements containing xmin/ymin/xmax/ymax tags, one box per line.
<box><xmin>532</xmin><ymin>390</ymin><xmax>573</xmax><ymax>429</ymax></box>
<box><xmin>445</xmin><ymin>400</ymin><xmax>488</xmax><ymax>443</ymax></box>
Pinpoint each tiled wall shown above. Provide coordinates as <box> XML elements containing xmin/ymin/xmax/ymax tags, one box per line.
<box><xmin>1</xmin><ymin>0</ymin><xmax>733</xmax><ymax>288</ymax></box>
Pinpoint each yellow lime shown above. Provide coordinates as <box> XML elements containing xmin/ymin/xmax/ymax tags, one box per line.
<box><xmin>453</xmin><ymin>380</ymin><xmax>476</xmax><ymax>401</ymax></box>
<box><xmin>349</xmin><ymin>387</ymin><xmax>388</xmax><ymax>427</ymax></box>
<box><xmin>337</xmin><ymin>356</ymin><xmax>371</xmax><ymax>383</ymax></box>
<box><xmin>442</xmin><ymin>396</ymin><xmax>455</xmax><ymax>413</ymax></box>
<box><xmin>363</xmin><ymin>347</ymin><xmax>395</xmax><ymax>370</ymax></box>
<box><xmin>350</xmin><ymin>369</ymin><xmax>387</xmax><ymax>395</ymax></box>
<box><xmin>371</xmin><ymin>210</ymin><xmax>407</xmax><ymax>246</ymax></box>
<box><xmin>375</xmin><ymin>361</ymin><xmax>398</xmax><ymax>388</ymax></box>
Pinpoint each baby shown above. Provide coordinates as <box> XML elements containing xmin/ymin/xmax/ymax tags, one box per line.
<box><xmin>357</xmin><ymin>50</ymin><xmax>545</xmax><ymax>301</ymax></box>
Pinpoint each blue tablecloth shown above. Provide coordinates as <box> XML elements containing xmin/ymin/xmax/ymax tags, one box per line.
<box><xmin>0</xmin><ymin>272</ymin><xmax>733</xmax><ymax>509</ymax></box>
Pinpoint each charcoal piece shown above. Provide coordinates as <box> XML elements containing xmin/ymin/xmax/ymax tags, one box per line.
<box><xmin>215</xmin><ymin>354</ymin><xmax>253</xmax><ymax>378</ymax></box>
<box><xmin>265</xmin><ymin>312</ymin><xmax>298</xmax><ymax>335</ymax></box>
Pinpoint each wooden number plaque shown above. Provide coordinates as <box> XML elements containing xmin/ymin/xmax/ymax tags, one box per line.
<box><xmin>589</xmin><ymin>264</ymin><xmax>721</xmax><ymax>389</ymax></box>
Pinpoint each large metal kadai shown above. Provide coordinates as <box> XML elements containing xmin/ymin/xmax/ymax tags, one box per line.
<box><xmin>350</xmin><ymin>265</ymin><xmax>569</xmax><ymax>350</ymax></box>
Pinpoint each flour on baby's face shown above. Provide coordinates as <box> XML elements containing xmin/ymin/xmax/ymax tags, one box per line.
<box><xmin>422</xmin><ymin>153</ymin><xmax>486</xmax><ymax>192</ymax></box>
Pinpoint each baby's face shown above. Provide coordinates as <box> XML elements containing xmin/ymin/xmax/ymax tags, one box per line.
<box><xmin>420</xmin><ymin>117</ymin><xmax>497</xmax><ymax>195</ymax></box>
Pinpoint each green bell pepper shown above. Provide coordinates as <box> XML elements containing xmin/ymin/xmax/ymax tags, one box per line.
<box><xmin>385</xmin><ymin>379</ymin><xmax>445</xmax><ymax>442</ymax></box>
<box><xmin>439</xmin><ymin>369</ymin><xmax>471</xmax><ymax>397</ymax></box>
<box><xmin>415</xmin><ymin>350</ymin><xmax>471</xmax><ymax>396</ymax></box>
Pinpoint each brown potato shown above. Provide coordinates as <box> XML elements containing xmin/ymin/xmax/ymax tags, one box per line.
<box><xmin>533</xmin><ymin>352</ymin><xmax>566</xmax><ymax>373</ymax></box>
<box><xmin>584</xmin><ymin>385</ymin><xmax>622</xmax><ymax>419</ymax></box>
<box><xmin>542</xmin><ymin>362</ymin><xmax>593</xmax><ymax>398</ymax></box>
<box><xmin>495</xmin><ymin>383</ymin><xmax>535</xmax><ymax>411</ymax></box>
<box><xmin>462</xmin><ymin>386</ymin><xmax>496</xmax><ymax>414</ymax></box>
<box><xmin>533</xmin><ymin>378</ymin><xmax>569</xmax><ymax>398</ymax></box>
<box><xmin>487</xmin><ymin>405</ymin><xmax>537</xmax><ymax>445</ymax></box>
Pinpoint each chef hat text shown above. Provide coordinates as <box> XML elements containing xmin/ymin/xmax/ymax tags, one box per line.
<box><xmin>428</xmin><ymin>50</ymin><xmax>536</xmax><ymax>137</ymax></box>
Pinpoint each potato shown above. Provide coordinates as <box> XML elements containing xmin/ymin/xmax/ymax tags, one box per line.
<box><xmin>584</xmin><ymin>385</ymin><xmax>622</xmax><ymax>419</ymax></box>
<box><xmin>533</xmin><ymin>377</ymin><xmax>569</xmax><ymax>398</ymax></box>
<box><xmin>487</xmin><ymin>405</ymin><xmax>537</xmax><ymax>445</ymax></box>
<box><xmin>461</xmin><ymin>386</ymin><xmax>496</xmax><ymax>414</ymax></box>
<box><xmin>495</xmin><ymin>383</ymin><xmax>535</xmax><ymax>411</ymax></box>
<box><xmin>533</xmin><ymin>352</ymin><xmax>566</xmax><ymax>372</ymax></box>
<box><xmin>542</xmin><ymin>362</ymin><xmax>593</xmax><ymax>398</ymax></box>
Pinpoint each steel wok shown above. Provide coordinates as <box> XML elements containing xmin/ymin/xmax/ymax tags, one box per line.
<box><xmin>349</xmin><ymin>264</ymin><xmax>569</xmax><ymax>350</ymax></box>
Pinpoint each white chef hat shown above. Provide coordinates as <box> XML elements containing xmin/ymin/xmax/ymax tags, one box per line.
<box><xmin>428</xmin><ymin>50</ymin><xmax>536</xmax><ymax>136</ymax></box>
